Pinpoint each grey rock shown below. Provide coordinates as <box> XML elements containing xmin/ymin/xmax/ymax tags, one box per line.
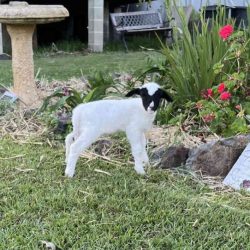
<box><xmin>160</xmin><ymin>145</ymin><xmax>190</xmax><ymax>169</ymax></box>
<box><xmin>186</xmin><ymin>135</ymin><xmax>250</xmax><ymax>176</ymax></box>
<box><xmin>151</xmin><ymin>147</ymin><xmax>166</xmax><ymax>164</ymax></box>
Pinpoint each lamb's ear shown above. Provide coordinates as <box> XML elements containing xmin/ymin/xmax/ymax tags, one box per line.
<box><xmin>160</xmin><ymin>89</ymin><xmax>173</xmax><ymax>102</ymax></box>
<box><xmin>125</xmin><ymin>88</ymin><xmax>140</xmax><ymax>97</ymax></box>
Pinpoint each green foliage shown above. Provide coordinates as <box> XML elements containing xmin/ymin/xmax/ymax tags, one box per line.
<box><xmin>39</xmin><ymin>71</ymin><xmax>120</xmax><ymax>134</ymax></box>
<box><xmin>0</xmin><ymin>100</ymin><xmax>16</xmax><ymax>116</ymax></box>
<box><xmin>40</xmin><ymin>72</ymin><xmax>118</xmax><ymax>114</ymax></box>
<box><xmin>189</xmin><ymin>27</ymin><xmax>249</xmax><ymax>137</ymax></box>
<box><xmin>160</xmin><ymin>7</ymin><xmax>232</xmax><ymax>102</ymax></box>
<box><xmin>41</xmin><ymin>87</ymin><xmax>85</xmax><ymax>113</ymax></box>
<box><xmin>140</xmin><ymin>6</ymin><xmax>236</xmax><ymax>103</ymax></box>
<box><xmin>156</xmin><ymin>102</ymin><xmax>174</xmax><ymax>125</ymax></box>
<box><xmin>196</xmin><ymin>26</ymin><xmax>250</xmax><ymax>136</ymax></box>
<box><xmin>144</xmin><ymin>5</ymin><xmax>249</xmax><ymax>137</ymax></box>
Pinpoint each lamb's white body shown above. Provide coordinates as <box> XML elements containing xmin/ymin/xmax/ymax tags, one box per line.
<box><xmin>65</xmin><ymin>98</ymin><xmax>155</xmax><ymax>177</ymax></box>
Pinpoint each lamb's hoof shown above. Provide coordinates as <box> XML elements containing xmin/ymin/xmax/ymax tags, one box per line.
<box><xmin>65</xmin><ymin>171</ymin><xmax>74</xmax><ymax>178</ymax></box>
<box><xmin>135</xmin><ymin>168</ymin><xmax>146</xmax><ymax>175</ymax></box>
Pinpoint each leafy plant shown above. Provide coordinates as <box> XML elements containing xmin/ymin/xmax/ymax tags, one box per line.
<box><xmin>151</xmin><ymin>6</ymin><xmax>250</xmax><ymax>137</ymax></box>
<box><xmin>141</xmin><ymin>6</ymin><xmax>234</xmax><ymax>103</ymax></box>
<box><xmin>40</xmin><ymin>71</ymin><xmax>118</xmax><ymax>113</ymax></box>
<box><xmin>142</xmin><ymin>5</ymin><xmax>250</xmax><ymax>137</ymax></box>
<box><xmin>167</xmin><ymin>22</ymin><xmax>248</xmax><ymax>137</ymax></box>
<box><xmin>193</xmin><ymin>23</ymin><xmax>250</xmax><ymax>136</ymax></box>
<box><xmin>41</xmin><ymin>87</ymin><xmax>88</xmax><ymax>112</ymax></box>
<box><xmin>163</xmin><ymin>7</ymin><xmax>234</xmax><ymax>102</ymax></box>
<box><xmin>39</xmin><ymin>72</ymin><xmax>118</xmax><ymax>133</ymax></box>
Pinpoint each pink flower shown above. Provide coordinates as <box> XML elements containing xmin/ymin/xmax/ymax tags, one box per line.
<box><xmin>196</xmin><ymin>102</ymin><xmax>203</xmax><ymax>110</ymax></box>
<box><xmin>235</xmin><ymin>105</ymin><xmax>241</xmax><ymax>110</ymax></box>
<box><xmin>218</xmin><ymin>83</ymin><xmax>225</xmax><ymax>94</ymax></box>
<box><xmin>201</xmin><ymin>88</ymin><xmax>213</xmax><ymax>99</ymax></box>
<box><xmin>203</xmin><ymin>113</ymin><xmax>215</xmax><ymax>123</ymax></box>
<box><xmin>219</xmin><ymin>25</ymin><xmax>234</xmax><ymax>40</ymax></box>
<box><xmin>62</xmin><ymin>87</ymin><xmax>70</xmax><ymax>96</ymax></box>
<box><xmin>220</xmin><ymin>91</ymin><xmax>231</xmax><ymax>100</ymax></box>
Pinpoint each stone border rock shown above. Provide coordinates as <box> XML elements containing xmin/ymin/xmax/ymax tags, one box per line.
<box><xmin>158</xmin><ymin>134</ymin><xmax>250</xmax><ymax>177</ymax></box>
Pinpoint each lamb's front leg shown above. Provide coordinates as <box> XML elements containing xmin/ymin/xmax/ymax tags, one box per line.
<box><xmin>126</xmin><ymin>129</ymin><xmax>147</xmax><ymax>175</ymax></box>
<box><xmin>141</xmin><ymin>133</ymin><xmax>149</xmax><ymax>165</ymax></box>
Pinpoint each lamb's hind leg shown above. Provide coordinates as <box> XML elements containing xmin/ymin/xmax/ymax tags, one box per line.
<box><xmin>65</xmin><ymin>130</ymin><xmax>99</xmax><ymax>178</ymax></box>
<box><xmin>65</xmin><ymin>132</ymin><xmax>74</xmax><ymax>164</ymax></box>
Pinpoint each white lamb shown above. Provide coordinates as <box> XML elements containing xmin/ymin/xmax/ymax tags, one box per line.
<box><xmin>65</xmin><ymin>82</ymin><xmax>172</xmax><ymax>177</ymax></box>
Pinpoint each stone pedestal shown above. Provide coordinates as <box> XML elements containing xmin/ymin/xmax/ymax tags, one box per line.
<box><xmin>0</xmin><ymin>1</ymin><xmax>69</xmax><ymax>108</ymax></box>
<box><xmin>88</xmin><ymin>0</ymin><xmax>104</xmax><ymax>52</ymax></box>
<box><xmin>7</xmin><ymin>24</ymin><xmax>39</xmax><ymax>107</ymax></box>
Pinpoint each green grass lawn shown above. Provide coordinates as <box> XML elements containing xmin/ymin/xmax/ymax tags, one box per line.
<box><xmin>0</xmin><ymin>51</ymin><xmax>153</xmax><ymax>86</ymax></box>
<box><xmin>1</xmin><ymin>51</ymin><xmax>250</xmax><ymax>249</ymax></box>
<box><xmin>1</xmin><ymin>138</ymin><xmax>250</xmax><ymax>249</ymax></box>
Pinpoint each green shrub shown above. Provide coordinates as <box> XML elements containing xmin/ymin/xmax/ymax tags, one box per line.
<box><xmin>194</xmin><ymin>26</ymin><xmax>250</xmax><ymax>136</ymax></box>
<box><xmin>159</xmin><ymin>7</ymin><xmax>233</xmax><ymax>102</ymax></box>
<box><xmin>39</xmin><ymin>71</ymin><xmax>128</xmax><ymax>134</ymax></box>
<box><xmin>149</xmin><ymin>5</ymin><xmax>250</xmax><ymax>137</ymax></box>
<box><xmin>40</xmin><ymin>71</ymin><xmax>118</xmax><ymax>113</ymax></box>
<box><xmin>162</xmin><ymin>24</ymin><xmax>249</xmax><ymax>137</ymax></box>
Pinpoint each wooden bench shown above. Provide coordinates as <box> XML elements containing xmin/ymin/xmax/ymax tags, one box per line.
<box><xmin>110</xmin><ymin>10</ymin><xmax>173</xmax><ymax>51</ymax></box>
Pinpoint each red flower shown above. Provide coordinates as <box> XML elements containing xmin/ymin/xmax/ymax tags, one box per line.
<box><xmin>218</xmin><ymin>83</ymin><xmax>225</xmax><ymax>94</ymax></box>
<box><xmin>220</xmin><ymin>91</ymin><xmax>231</xmax><ymax>100</ymax></box>
<box><xmin>201</xmin><ymin>88</ymin><xmax>213</xmax><ymax>99</ymax></box>
<box><xmin>219</xmin><ymin>25</ymin><xmax>234</xmax><ymax>40</ymax></box>
<box><xmin>207</xmin><ymin>89</ymin><xmax>213</xmax><ymax>97</ymax></box>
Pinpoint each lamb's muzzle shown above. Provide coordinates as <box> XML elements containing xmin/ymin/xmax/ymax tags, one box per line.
<box><xmin>65</xmin><ymin>82</ymin><xmax>172</xmax><ymax>177</ymax></box>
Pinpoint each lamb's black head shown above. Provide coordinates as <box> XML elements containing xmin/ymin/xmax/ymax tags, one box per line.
<box><xmin>125</xmin><ymin>82</ymin><xmax>173</xmax><ymax>112</ymax></box>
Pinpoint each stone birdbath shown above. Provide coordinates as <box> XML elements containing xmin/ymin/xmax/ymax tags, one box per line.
<box><xmin>0</xmin><ymin>1</ymin><xmax>69</xmax><ymax>108</ymax></box>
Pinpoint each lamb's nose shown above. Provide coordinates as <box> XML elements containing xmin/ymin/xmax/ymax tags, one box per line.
<box><xmin>147</xmin><ymin>101</ymin><xmax>155</xmax><ymax>112</ymax></box>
